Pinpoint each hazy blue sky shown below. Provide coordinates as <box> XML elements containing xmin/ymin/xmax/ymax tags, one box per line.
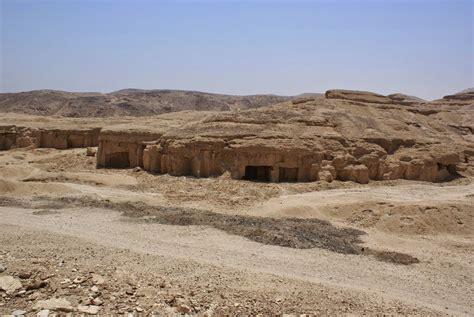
<box><xmin>1</xmin><ymin>0</ymin><xmax>472</xmax><ymax>99</ymax></box>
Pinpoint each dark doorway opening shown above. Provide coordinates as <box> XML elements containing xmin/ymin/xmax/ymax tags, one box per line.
<box><xmin>244</xmin><ymin>166</ymin><xmax>271</xmax><ymax>182</ymax></box>
<box><xmin>107</xmin><ymin>152</ymin><xmax>130</xmax><ymax>168</ymax></box>
<box><xmin>279</xmin><ymin>167</ymin><xmax>298</xmax><ymax>182</ymax></box>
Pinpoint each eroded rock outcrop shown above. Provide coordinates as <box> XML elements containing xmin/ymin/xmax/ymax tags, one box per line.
<box><xmin>0</xmin><ymin>125</ymin><xmax>100</xmax><ymax>150</ymax></box>
<box><xmin>96</xmin><ymin>89</ymin><xmax>472</xmax><ymax>183</ymax></box>
<box><xmin>325</xmin><ymin>89</ymin><xmax>394</xmax><ymax>104</ymax></box>
<box><xmin>96</xmin><ymin>130</ymin><xmax>162</xmax><ymax>168</ymax></box>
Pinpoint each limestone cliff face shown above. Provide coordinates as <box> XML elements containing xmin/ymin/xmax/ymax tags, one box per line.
<box><xmin>142</xmin><ymin>140</ymin><xmax>324</xmax><ymax>182</ymax></box>
<box><xmin>96</xmin><ymin>90</ymin><xmax>473</xmax><ymax>184</ymax></box>
<box><xmin>136</xmin><ymin>136</ymin><xmax>460</xmax><ymax>184</ymax></box>
<box><xmin>96</xmin><ymin>131</ymin><xmax>162</xmax><ymax>169</ymax></box>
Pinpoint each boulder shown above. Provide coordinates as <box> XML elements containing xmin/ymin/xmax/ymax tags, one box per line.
<box><xmin>86</xmin><ymin>147</ymin><xmax>97</xmax><ymax>156</ymax></box>
<box><xmin>339</xmin><ymin>164</ymin><xmax>370</xmax><ymax>184</ymax></box>
<box><xmin>318</xmin><ymin>170</ymin><xmax>334</xmax><ymax>182</ymax></box>
<box><xmin>33</xmin><ymin>298</ymin><xmax>74</xmax><ymax>312</ymax></box>
<box><xmin>319</xmin><ymin>165</ymin><xmax>336</xmax><ymax>182</ymax></box>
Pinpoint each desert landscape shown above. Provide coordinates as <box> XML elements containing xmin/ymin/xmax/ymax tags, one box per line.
<box><xmin>0</xmin><ymin>88</ymin><xmax>473</xmax><ymax>316</ymax></box>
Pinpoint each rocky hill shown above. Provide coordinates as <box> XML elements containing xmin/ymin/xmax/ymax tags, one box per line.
<box><xmin>0</xmin><ymin>89</ymin><xmax>292</xmax><ymax>117</ymax></box>
<box><xmin>93</xmin><ymin>89</ymin><xmax>473</xmax><ymax>183</ymax></box>
<box><xmin>2</xmin><ymin>88</ymin><xmax>471</xmax><ymax>118</ymax></box>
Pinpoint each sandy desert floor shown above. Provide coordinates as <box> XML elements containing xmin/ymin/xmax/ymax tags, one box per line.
<box><xmin>0</xmin><ymin>147</ymin><xmax>473</xmax><ymax>315</ymax></box>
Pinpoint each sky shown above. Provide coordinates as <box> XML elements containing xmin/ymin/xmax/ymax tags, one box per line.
<box><xmin>0</xmin><ymin>0</ymin><xmax>472</xmax><ymax>100</ymax></box>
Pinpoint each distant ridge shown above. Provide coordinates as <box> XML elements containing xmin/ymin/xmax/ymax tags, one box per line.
<box><xmin>0</xmin><ymin>88</ymin><xmax>471</xmax><ymax>118</ymax></box>
<box><xmin>0</xmin><ymin>89</ymin><xmax>294</xmax><ymax>118</ymax></box>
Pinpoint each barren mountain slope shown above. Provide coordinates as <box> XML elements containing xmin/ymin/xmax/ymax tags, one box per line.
<box><xmin>0</xmin><ymin>89</ymin><xmax>291</xmax><ymax>117</ymax></box>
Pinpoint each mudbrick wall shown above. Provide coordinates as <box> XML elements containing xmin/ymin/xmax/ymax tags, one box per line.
<box><xmin>0</xmin><ymin>125</ymin><xmax>100</xmax><ymax>150</ymax></box>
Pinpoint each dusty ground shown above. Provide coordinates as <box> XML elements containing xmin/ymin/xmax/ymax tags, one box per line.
<box><xmin>0</xmin><ymin>147</ymin><xmax>473</xmax><ymax>315</ymax></box>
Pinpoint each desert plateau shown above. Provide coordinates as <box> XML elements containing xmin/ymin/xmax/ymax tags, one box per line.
<box><xmin>0</xmin><ymin>88</ymin><xmax>473</xmax><ymax>316</ymax></box>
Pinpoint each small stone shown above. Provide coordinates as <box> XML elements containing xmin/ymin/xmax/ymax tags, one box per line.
<box><xmin>92</xmin><ymin>297</ymin><xmax>103</xmax><ymax>306</ymax></box>
<box><xmin>91</xmin><ymin>274</ymin><xmax>105</xmax><ymax>285</ymax></box>
<box><xmin>26</xmin><ymin>280</ymin><xmax>48</xmax><ymax>291</ymax></box>
<box><xmin>40</xmin><ymin>273</ymin><xmax>55</xmax><ymax>281</ymax></box>
<box><xmin>73</xmin><ymin>276</ymin><xmax>86</xmax><ymax>284</ymax></box>
<box><xmin>90</xmin><ymin>285</ymin><xmax>99</xmax><ymax>293</ymax></box>
<box><xmin>18</xmin><ymin>272</ymin><xmax>32</xmax><ymax>279</ymax></box>
<box><xmin>136</xmin><ymin>306</ymin><xmax>143</xmax><ymax>312</ymax></box>
<box><xmin>164</xmin><ymin>306</ymin><xmax>178</xmax><ymax>314</ymax></box>
<box><xmin>77</xmin><ymin>305</ymin><xmax>100</xmax><ymax>315</ymax></box>
<box><xmin>133</xmin><ymin>166</ymin><xmax>142</xmax><ymax>172</ymax></box>
<box><xmin>33</xmin><ymin>298</ymin><xmax>74</xmax><ymax>312</ymax></box>
<box><xmin>0</xmin><ymin>264</ymin><xmax>6</xmax><ymax>273</ymax></box>
<box><xmin>36</xmin><ymin>309</ymin><xmax>50</xmax><ymax>317</ymax></box>
<box><xmin>176</xmin><ymin>304</ymin><xmax>192</xmax><ymax>314</ymax></box>
<box><xmin>12</xmin><ymin>310</ymin><xmax>27</xmax><ymax>316</ymax></box>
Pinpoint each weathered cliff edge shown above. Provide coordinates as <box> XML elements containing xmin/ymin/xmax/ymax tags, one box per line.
<box><xmin>96</xmin><ymin>90</ymin><xmax>473</xmax><ymax>184</ymax></box>
<box><xmin>0</xmin><ymin>125</ymin><xmax>100</xmax><ymax>150</ymax></box>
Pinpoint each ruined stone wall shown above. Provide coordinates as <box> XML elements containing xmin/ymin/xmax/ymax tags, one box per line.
<box><xmin>0</xmin><ymin>125</ymin><xmax>100</xmax><ymax>150</ymax></box>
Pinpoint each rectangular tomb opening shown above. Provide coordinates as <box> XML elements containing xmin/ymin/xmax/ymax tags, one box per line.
<box><xmin>279</xmin><ymin>167</ymin><xmax>298</xmax><ymax>182</ymax></box>
<box><xmin>106</xmin><ymin>151</ymin><xmax>130</xmax><ymax>168</ymax></box>
<box><xmin>244</xmin><ymin>165</ymin><xmax>272</xmax><ymax>182</ymax></box>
